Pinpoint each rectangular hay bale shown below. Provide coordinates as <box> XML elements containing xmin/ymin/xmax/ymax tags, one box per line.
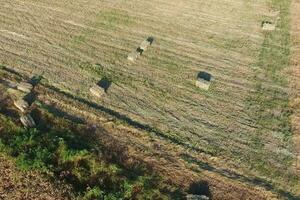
<box><xmin>17</xmin><ymin>82</ymin><xmax>33</xmax><ymax>93</ymax></box>
<box><xmin>20</xmin><ymin>114</ymin><xmax>36</xmax><ymax>128</ymax></box>
<box><xmin>14</xmin><ymin>99</ymin><xmax>29</xmax><ymax>112</ymax></box>
<box><xmin>195</xmin><ymin>79</ymin><xmax>210</xmax><ymax>90</ymax></box>
<box><xmin>90</xmin><ymin>84</ymin><xmax>105</xmax><ymax>98</ymax></box>
<box><xmin>127</xmin><ymin>51</ymin><xmax>140</xmax><ymax>61</ymax></box>
<box><xmin>139</xmin><ymin>40</ymin><xmax>151</xmax><ymax>51</ymax></box>
<box><xmin>262</xmin><ymin>21</ymin><xmax>275</xmax><ymax>31</ymax></box>
<box><xmin>196</xmin><ymin>71</ymin><xmax>213</xmax><ymax>90</ymax></box>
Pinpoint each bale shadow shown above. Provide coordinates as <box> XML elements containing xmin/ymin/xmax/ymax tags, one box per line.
<box><xmin>147</xmin><ymin>36</ymin><xmax>154</xmax><ymax>45</ymax></box>
<box><xmin>188</xmin><ymin>180</ymin><xmax>211</xmax><ymax>199</ymax></box>
<box><xmin>23</xmin><ymin>75</ymin><xmax>43</xmax><ymax>105</ymax></box>
<box><xmin>136</xmin><ymin>47</ymin><xmax>144</xmax><ymax>55</ymax></box>
<box><xmin>29</xmin><ymin>75</ymin><xmax>43</xmax><ymax>87</ymax></box>
<box><xmin>197</xmin><ymin>71</ymin><xmax>212</xmax><ymax>81</ymax></box>
<box><xmin>97</xmin><ymin>78</ymin><xmax>112</xmax><ymax>93</ymax></box>
<box><xmin>181</xmin><ymin>153</ymin><xmax>300</xmax><ymax>200</ymax></box>
<box><xmin>32</xmin><ymin>103</ymin><xmax>85</xmax><ymax>127</ymax></box>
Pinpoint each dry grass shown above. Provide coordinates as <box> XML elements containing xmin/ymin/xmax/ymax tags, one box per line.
<box><xmin>0</xmin><ymin>153</ymin><xmax>72</xmax><ymax>200</ymax></box>
<box><xmin>0</xmin><ymin>0</ymin><xmax>267</xmax><ymax>161</ymax></box>
<box><xmin>0</xmin><ymin>0</ymin><xmax>299</xmax><ymax>199</ymax></box>
<box><xmin>290</xmin><ymin>0</ymin><xmax>300</xmax><ymax>181</ymax></box>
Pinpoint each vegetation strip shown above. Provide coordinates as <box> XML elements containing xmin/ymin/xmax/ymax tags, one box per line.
<box><xmin>246</xmin><ymin>0</ymin><xmax>300</xmax><ymax>196</ymax></box>
<box><xmin>0</xmin><ymin>111</ymin><xmax>183</xmax><ymax>199</ymax></box>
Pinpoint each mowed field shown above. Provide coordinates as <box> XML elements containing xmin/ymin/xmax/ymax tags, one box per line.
<box><xmin>0</xmin><ymin>0</ymin><xmax>299</xmax><ymax>199</ymax></box>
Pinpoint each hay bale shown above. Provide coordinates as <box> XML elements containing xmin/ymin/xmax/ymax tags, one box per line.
<box><xmin>140</xmin><ymin>40</ymin><xmax>151</xmax><ymax>51</ymax></box>
<box><xmin>262</xmin><ymin>21</ymin><xmax>275</xmax><ymax>31</ymax></box>
<box><xmin>90</xmin><ymin>84</ymin><xmax>105</xmax><ymax>98</ymax></box>
<box><xmin>195</xmin><ymin>71</ymin><xmax>213</xmax><ymax>90</ymax></box>
<box><xmin>195</xmin><ymin>79</ymin><xmax>210</xmax><ymax>90</ymax></box>
<box><xmin>20</xmin><ymin>114</ymin><xmax>35</xmax><ymax>128</ymax></box>
<box><xmin>17</xmin><ymin>82</ymin><xmax>33</xmax><ymax>93</ymax></box>
<box><xmin>127</xmin><ymin>51</ymin><xmax>140</xmax><ymax>61</ymax></box>
<box><xmin>186</xmin><ymin>195</ymin><xmax>209</xmax><ymax>200</ymax></box>
<box><xmin>13</xmin><ymin>99</ymin><xmax>29</xmax><ymax>112</ymax></box>
<box><xmin>0</xmin><ymin>78</ymin><xmax>17</xmax><ymax>88</ymax></box>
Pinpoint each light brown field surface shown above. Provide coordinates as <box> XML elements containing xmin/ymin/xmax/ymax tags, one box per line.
<box><xmin>0</xmin><ymin>0</ymin><xmax>299</xmax><ymax>199</ymax></box>
<box><xmin>291</xmin><ymin>0</ymin><xmax>300</xmax><ymax>176</ymax></box>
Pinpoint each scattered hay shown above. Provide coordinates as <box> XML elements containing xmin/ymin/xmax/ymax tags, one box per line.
<box><xmin>195</xmin><ymin>71</ymin><xmax>213</xmax><ymax>91</ymax></box>
<box><xmin>262</xmin><ymin>21</ymin><xmax>275</xmax><ymax>31</ymax></box>
<box><xmin>20</xmin><ymin>114</ymin><xmax>36</xmax><ymax>128</ymax></box>
<box><xmin>13</xmin><ymin>99</ymin><xmax>29</xmax><ymax>112</ymax></box>
<box><xmin>127</xmin><ymin>51</ymin><xmax>140</xmax><ymax>61</ymax></box>
<box><xmin>17</xmin><ymin>82</ymin><xmax>33</xmax><ymax>93</ymax></box>
<box><xmin>89</xmin><ymin>84</ymin><xmax>105</xmax><ymax>98</ymax></box>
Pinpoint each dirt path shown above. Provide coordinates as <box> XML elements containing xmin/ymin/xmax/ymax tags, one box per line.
<box><xmin>290</xmin><ymin>0</ymin><xmax>300</xmax><ymax>179</ymax></box>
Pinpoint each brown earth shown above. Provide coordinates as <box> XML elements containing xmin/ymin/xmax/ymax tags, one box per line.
<box><xmin>0</xmin><ymin>153</ymin><xmax>72</xmax><ymax>200</ymax></box>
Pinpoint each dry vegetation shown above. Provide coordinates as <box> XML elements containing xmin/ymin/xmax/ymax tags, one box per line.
<box><xmin>0</xmin><ymin>153</ymin><xmax>72</xmax><ymax>200</ymax></box>
<box><xmin>0</xmin><ymin>0</ymin><xmax>300</xmax><ymax>199</ymax></box>
<box><xmin>290</xmin><ymin>0</ymin><xmax>300</xmax><ymax>175</ymax></box>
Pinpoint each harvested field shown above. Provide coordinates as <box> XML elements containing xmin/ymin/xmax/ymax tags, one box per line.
<box><xmin>290</xmin><ymin>0</ymin><xmax>300</xmax><ymax>178</ymax></box>
<box><xmin>0</xmin><ymin>0</ymin><xmax>299</xmax><ymax>199</ymax></box>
